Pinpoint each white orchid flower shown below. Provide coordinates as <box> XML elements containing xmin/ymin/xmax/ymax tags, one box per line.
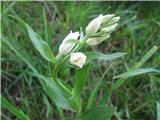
<box><xmin>70</xmin><ymin>52</ymin><xmax>86</xmax><ymax>68</ymax></box>
<box><xmin>85</xmin><ymin>14</ymin><xmax>103</xmax><ymax>35</ymax></box>
<box><xmin>59</xmin><ymin>31</ymin><xmax>80</xmax><ymax>55</ymax></box>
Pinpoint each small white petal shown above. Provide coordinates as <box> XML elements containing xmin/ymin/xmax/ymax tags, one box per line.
<box><xmin>59</xmin><ymin>31</ymin><xmax>80</xmax><ymax>55</ymax></box>
<box><xmin>87</xmin><ymin>35</ymin><xmax>110</xmax><ymax>46</ymax></box>
<box><xmin>70</xmin><ymin>52</ymin><xmax>86</xmax><ymax>68</ymax></box>
<box><xmin>85</xmin><ymin>14</ymin><xmax>103</xmax><ymax>35</ymax></box>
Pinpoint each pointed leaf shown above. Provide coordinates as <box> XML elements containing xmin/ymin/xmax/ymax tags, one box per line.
<box><xmin>26</xmin><ymin>24</ymin><xmax>56</xmax><ymax>63</ymax></box>
<box><xmin>10</xmin><ymin>15</ymin><xmax>56</xmax><ymax>63</ymax></box>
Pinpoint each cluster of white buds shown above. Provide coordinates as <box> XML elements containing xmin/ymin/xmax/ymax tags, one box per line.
<box><xmin>58</xmin><ymin>14</ymin><xmax>120</xmax><ymax>68</ymax></box>
<box><xmin>86</xmin><ymin>14</ymin><xmax>120</xmax><ymax>46</ymax></box>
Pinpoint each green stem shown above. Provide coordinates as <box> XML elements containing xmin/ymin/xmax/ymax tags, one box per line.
<box><xmin>52</xmin><ymin>35</ymin><xmax>88</xmax><ymax>92</ymax></box>
<box><xmin>76</xmin><ymin>106</ymin><xmax>81</xmax><ymax>120</ymax></box>
<box><xmin>53</xmin><ymin>61</ymin><xmax>72</xmax><ymax>95</ymax></box>
<box><xmin>51</xmin><ymin>35</ymin><xmax>88</xmax><ymax>119</ymax></box>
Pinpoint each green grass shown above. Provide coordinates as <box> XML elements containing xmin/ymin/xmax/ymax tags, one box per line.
<box><xmin>1</xmin><ymin>1</ymin><xmax>160</xmax><ymax>120</ymax></box>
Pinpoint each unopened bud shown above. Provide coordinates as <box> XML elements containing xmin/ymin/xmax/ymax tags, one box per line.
<box><xmin>85</xmin><ymin>14</ymin><xmax>103</xmax><ymax>36</ymax></box>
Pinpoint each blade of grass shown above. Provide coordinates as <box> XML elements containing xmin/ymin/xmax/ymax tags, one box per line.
<box><xmin>43</xmin><ymin>7</ymin><xmax>49</xmax><ymax>44</ymax></box>
<box><xmin>114</xmin><ymin>68</ymin><xmax>160</xmax><ymax>79</ymax></box>
<box><xmin>157</xmin><ymin>101</ymin><xmax>160</xmax><ymax>120</ymax></box>
<box><xmin>1</xmin><ymin>96</ymin><xmax>31</xmax><ymax>120</ymax></box>
<box><xmin>134</xmin><ymin>46</ymin><xmax>159</xmax><ymax>69</ymax></box>
<box><xmin>1</xmin><ymin>2</ymin><xmax>16</xmax><ymax>16</ymax></box>
<box><xmin>1</xmin><ymin>113</ymin><xmax>12</xmax><ymax>120</ymax></box>
<box><xmin>86</xmin><ymin>66</ymin><xmax>111</xmax><ymax>110</ymax></box>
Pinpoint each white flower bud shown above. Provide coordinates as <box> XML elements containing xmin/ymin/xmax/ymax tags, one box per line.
<box><xmin>102</xmin><ymin>14</ymin><xmax>115</xmax><ymax>23</ymax></box>
<box><xmin>70</xmin><ymin>52</ymin><xmax>86</xmax><ymax>68</ymax></box>
<box><xmin>85</xmin><ymin>14</ymin><xmax>103</xmax><ymax>35</ymax></box>
<box><xmin>101</xmin><ymin>23</ymin><xmax>118</xmax><ymax>33</ymax></box>
<box><xmin>86</xmin><ymin>35</ymin><xmax>110</xmax><ymax>46</ymax></box>
<box><xmin>59</xmin><ymin>31</ymin><xmax>80</xmax><ymax>55</ymax></box>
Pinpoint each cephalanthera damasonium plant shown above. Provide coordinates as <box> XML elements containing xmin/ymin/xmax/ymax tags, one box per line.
<box><xmin>58</xmin><ymin>14</ymin><xmax>120</xmax><ymax>68</ymax></box>
<box><xmin>8</xmin><ymin>14</ymin><xmax>159</xmax><ymax>120</ymax></box>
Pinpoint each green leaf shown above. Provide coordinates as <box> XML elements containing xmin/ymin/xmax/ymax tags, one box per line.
<box><xmin>1</xmin><ymin>96</ymin><xmax>30</xmax><ymax>120</ymax></box>
<box><xmin>72</xmin><ymin>65</ymin><xmax>90</xmax><ymax>99</ymax></box>
<box><xmin>26</xmin><ymin>24</ymin><xmax>56</xmax><ymax>63</ymax></box>
<box><xmin>114</xmin><ymin>68</ymin><xmax>160</xmax><ymax>79</ymax></box>
<box><xmin>85</xmin><ymin>52</ymin><xmax>127</xmax><ymax>61</ymax></box>
<box><xmin>79</xmin><ymin>106</ymin><xmax>115</xmax><ymax>120</ymax></box>
<box><xmin>10</xmin><ymin>15</ymin><xmax>56</xmax><ymax>63</ymax></box>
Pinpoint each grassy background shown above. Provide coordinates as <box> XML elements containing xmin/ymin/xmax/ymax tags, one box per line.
<box><xmin>1</xmin><ymin>1</ymin><xmax>160</xmax><ymax>120</ymax></box>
